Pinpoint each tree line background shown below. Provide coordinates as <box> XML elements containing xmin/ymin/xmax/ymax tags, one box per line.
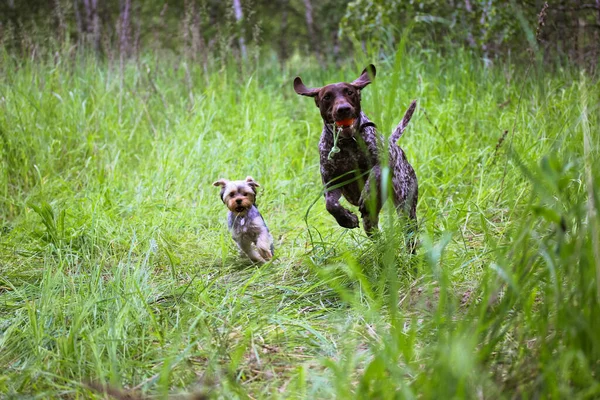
<box><xmin>1</xmin><ymin>1</ymin><xmax>599</xmax><ymax>68</ymax></box>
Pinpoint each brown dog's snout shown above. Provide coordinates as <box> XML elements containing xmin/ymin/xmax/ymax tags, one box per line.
<box><xmin>335</xmin><ymin>104</ymin><xmax>352</xmax><ymax>118</ymax></box>
<box><xmin>236</xmin><ymin>198</ymin><xmax>242</xmax><ymax>204</ymax></box>
<box><xmin>333</xmin><ymin>101</ymin><xmax>355</xmax><ymax>121</ymax></box>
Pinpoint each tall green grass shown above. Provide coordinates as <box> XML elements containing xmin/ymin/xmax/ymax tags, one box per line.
<box><xmin>0</xmin><ymin>46</ymin><xmax>599</xmax><ymax>398</ymax></box>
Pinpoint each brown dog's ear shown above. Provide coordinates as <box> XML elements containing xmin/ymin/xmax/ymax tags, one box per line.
<box><xmin>245</xmin><ymin>176</ymin><xmax>261</xmax><ymax>190</ymax></box>
<box><xmin>293</xmin><ymin>77</ymin><xmax>321</xmax><ymax>97</ymax></box>
<box><xmin>213</xmin><ymin>179</ymin><xmax>228</xmax><ymax>187</ymax></box>
<box><xmin>351</xmin><ymin>64</ymin><xmax>376</xmax><ymax>89</ymax></box>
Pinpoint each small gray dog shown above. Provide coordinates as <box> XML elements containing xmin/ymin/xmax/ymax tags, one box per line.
<box><xmin>294</xmin><ymin>64</ymin><xmax>418</xmax><ymax>247</ymax></box>
<box><xmin>213</xmin><ymin>176</ymin><xmax>274</xmax><ymax>263</ymax></box>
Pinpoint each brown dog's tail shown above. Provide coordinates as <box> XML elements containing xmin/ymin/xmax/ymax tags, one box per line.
<box><xmin>389</xmin><ymin>100</ymin><xmax>417</xmax><ymax>147</ymax></box>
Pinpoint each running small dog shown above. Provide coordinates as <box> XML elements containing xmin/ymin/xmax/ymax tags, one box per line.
<box><xmin>213</xmin><ymin>176</ymin><xmax>274</xmax><ymax>263</ymax></box>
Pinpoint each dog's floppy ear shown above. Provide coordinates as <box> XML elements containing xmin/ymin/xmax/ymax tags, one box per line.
<box><xmin>245</xmin><ymin>176</ymin><xmax>260</xmax><ymax>191</ymax></box>
<box><xmin>293</xmin><ymin>77</ymin><xmax>320</xmax><ymax>98</ymax></box>
<box><xmin>351</xmin><ymin>64</ymin><xmax>376</xmax><ymax>89</ymax></box>
<box><xmin>213</xmin><ymin>179</ymin><xmax>228</xmax><ymax>187</ymax></box>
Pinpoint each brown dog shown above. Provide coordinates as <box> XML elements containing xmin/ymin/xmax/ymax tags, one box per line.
<box><xmin>294</xmin><ymin>65</ymin><xmax>418</xmax><ymax>242</ymax></box>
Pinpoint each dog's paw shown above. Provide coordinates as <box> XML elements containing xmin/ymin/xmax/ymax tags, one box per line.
<box><xmin>337</xmin><ymin>212</ymin><xmax>359</xmax><ymax>229</ymax></box>
<box><xmin>363</xmin><ymin>224</ymin><xmax>379</xmax><ymax>237</ymax></box>
<box><xmin>258</xmin><ymin>247</ymin><xmax>273</xmax><ymax>261</ymax></box>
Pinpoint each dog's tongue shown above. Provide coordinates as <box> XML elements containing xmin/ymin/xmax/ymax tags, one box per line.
<box><xmin>335</xmin><ymin>118</ymin><xmax>355</xmax><ymax>128</ymax></box>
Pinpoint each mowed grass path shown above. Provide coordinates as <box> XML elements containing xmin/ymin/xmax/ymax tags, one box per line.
<box><xmin>1</xmin><ymin>49</ymin><xmax>599</xmax><ymax>398</ymax></box>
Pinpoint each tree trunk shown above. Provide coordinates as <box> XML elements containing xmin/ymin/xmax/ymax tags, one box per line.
<box><xmin>54</xmin><ymin>0</ymin><xmax>67</xmax><ymax>43</ymax></box>
<box><xmin>479</xmin><ymin>0</ymin><xmax>492</xmax><ymax>64</ymax></box>
<box><xmin>81</xmin><ymin>0</ymin><xmax>101</xmax><ymax>53</ymax></box>
<box><xmin>463</xmin><ymin>0</ymin><xmax>477</xmax><ymax>48</ymax></box>
<box><xmin>119</xmin><ymin>0</ymin><xmax>131</xmax><ymax>60</ymax></box>
<box><xmin>232</xmin><ymin>0</ymin><xmax>247</xmax><ymax>59</ymax></box>
<box><xmin>596</xmin><ymin>0</ymin><xmax>600</xmax><ymax>70</ymax></box>
<box><xmin>302</xmin><ymin>0</ymin><xmax>323</xmax><ymax>64</ymax></box>
<box><xmin>278</xmin><ymin>0</ymin><xmax>289</xmax><ymax>61</ymax></box>
<box><xmin>73</xmin><ymin>0</ymin><xmax>83</xmax><ymax>44</ymax></box>
<box><xmin>303</xmin><ymin>0</ymin><xmax>315</xmax><ymax>45</ymax></box>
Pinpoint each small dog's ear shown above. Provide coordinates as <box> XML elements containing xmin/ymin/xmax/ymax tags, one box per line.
<box><xmin>245</xmin><ymin>176</ymin><xmax>261</xmax><ymax>190</ymax></box>
<box><xmin>213</xmin><ymin>179</ymin><xmax>228</xmax><ymax>187</ymax></box>
<box><xmin>293</xmin><ymin>77</ymin><xmax>320</xmax><ymax>98</ymax></box>
<box><xmin>352</xmin><ymin>64</ymin><xmax>376</xmax><ymax>89</ymax></box>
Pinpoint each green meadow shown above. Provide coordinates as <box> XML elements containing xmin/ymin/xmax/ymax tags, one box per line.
<box><xmin>1</xmin><ymin>46</ymin><xmax>599</xmax><ymax>398</ymax></box>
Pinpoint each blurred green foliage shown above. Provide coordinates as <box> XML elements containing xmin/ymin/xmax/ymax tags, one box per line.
<box><xmin>1</xmin><ymin>0</ymin><xmax>599</xmax><ymax>67</ymax></box>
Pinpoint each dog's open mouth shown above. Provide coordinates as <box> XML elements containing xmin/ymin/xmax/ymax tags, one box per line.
<box><xmin>335</xmin><ymin>118</ymin><xmax>355</xmax><ymax>128</ymax></box>
<box><xmin>334</xmin><ymin>118</ymin><xmax>357</xmax><ymax>138</ymax></box>
<box><xmin>235</xmin><ymin>206</ymin><xmax>246</xmax><ymax>213</ymax></box>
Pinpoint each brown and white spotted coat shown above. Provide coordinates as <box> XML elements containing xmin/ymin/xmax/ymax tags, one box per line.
<box><xmin>294</xmin><ymin>65</ymin><xmax>418</xmax><ymax>245</ymax></box>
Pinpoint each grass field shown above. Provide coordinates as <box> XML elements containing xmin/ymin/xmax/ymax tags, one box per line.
<box><xmin>1</xmin><ymin>46</ymin><xmax>599</xmax><ymax>398</ymax></box>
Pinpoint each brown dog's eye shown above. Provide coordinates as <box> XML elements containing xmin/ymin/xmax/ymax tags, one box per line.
<box><xmin>322</xmin><ymin>94</ymin><xmax>331</xmax><ymax>101</ymax></box>
<box><xmin>346</xmin><ymin>89</ymin><xmax>354</xmax><ymax>96</ymax></box>
<box><xmin>229</xmin><ymin>192</ymin><xmax>235</xmax><ymax>197</ymax></box>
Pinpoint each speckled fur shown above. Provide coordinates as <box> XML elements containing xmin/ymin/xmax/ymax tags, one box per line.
<box><xmin>294</xmin><ymin>65</ymin><xmax>418</xmax><ymax>240</ymax></box>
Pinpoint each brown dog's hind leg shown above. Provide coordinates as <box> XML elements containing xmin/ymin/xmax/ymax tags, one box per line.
<box><xmin>394</xmin><ymin>185</ymin><xmax>418</xmax><ymax>253</ymax></box>
<box><xmin>359</xmin><ymin>167</ymin><xmax>383</xmax><ymax>236</ymax></box>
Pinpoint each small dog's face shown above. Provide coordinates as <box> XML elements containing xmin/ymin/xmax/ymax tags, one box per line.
<box><xmin>213</xmin><ymin>176</ymin><xmax>260</xmax><ymax>216</ymax></box>
<box><xmin>294</xmin><ymin>65</ymin><xmax>376</xmax><ymax>138</ymax></box>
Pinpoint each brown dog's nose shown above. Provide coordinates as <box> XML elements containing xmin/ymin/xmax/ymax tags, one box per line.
<box><xmin>236</xmin><ymin>199</ymin><xmax>242</xmax><ymax>204</ymax></box>
<box><xmin>335</xmin><ymin>104</ymin><xmax>354</xmax><ymax>120</ymax></box>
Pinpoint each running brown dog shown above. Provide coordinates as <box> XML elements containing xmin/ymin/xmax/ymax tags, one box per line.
<box><xmin>293</xmin><ymin>65</ymin><xmax>418</xmax><ymax>243</ymax></box>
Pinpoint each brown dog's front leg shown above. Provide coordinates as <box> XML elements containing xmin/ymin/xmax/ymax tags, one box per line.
<box><xmin>359</xmin><ymin>166</ymin><xmax>383</xmax><ymax>235</ymax></box>
<box><xmin>325</xmin><ymin>189</ymin><xmax>359</xmax><ymax>229</ymax></box>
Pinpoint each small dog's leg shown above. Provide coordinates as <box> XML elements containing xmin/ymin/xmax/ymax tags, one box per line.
<box><xmin>255</xmin><ymin>233</ymin><xmax>273</xmax><ymax>261</ymax></box>
<box><xmin>325</xmin><ymin>189</ymin><xmax>359</xmax><ymax>229</ymax></box>
<box><xmin>239</xmin><ymin>241</ymin><xmax>265</xmax><ymax>263</ymax></box>
<box><xmin>235</xmin><ymin>242</ymin><xmax>246</xmax><ymax>257</ymax></box>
